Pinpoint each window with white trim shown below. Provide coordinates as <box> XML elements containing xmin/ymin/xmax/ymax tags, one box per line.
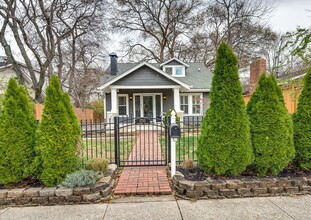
<box><xmin>180</xmin><ymin>95</ymin><xmax>189</xmax><ymax>114</ymax></box>
<box><xmin>163</xmin><ymin>65</ymin><xmax>185</xmax><ymax>77</ymax></box>
<box><xmin>180</xmin><ymin>93</ymin><xmax>203</xmax><ymax>115</ymax></box>
<box><xmin>192</xmin><ymin>95</ymin><xmax>201</xmax><ymax>114</ymax></box>
<box><xmin>118</xmin><ymin>95</ymin><xmax>128</xmax><ymax>116</ymax></box>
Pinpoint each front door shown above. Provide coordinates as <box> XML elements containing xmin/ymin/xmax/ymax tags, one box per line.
<box><xmin>133</xmin><ymin>94</ymin><xmax>163</xmax><ymax>119</ymax></box>
<box><xmin>143</xmin><ymin>95</ymin><xmax>153</xmax><ymax>119</ymax></box>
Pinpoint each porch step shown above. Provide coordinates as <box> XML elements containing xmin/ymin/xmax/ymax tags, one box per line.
<box><xmin>114</xmin><ymin>167</ymin><xmax>171</xmax><ymax>196</ymax></box>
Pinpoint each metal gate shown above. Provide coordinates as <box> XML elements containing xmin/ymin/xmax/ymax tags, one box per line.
<box><xmin>114</xmin><ymin>117</ymin><xmax>169</xmax><ymax>167</ymax></box>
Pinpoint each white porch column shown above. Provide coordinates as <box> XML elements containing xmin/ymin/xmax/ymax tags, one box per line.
<box><xmin>173</xmin><ymin>88</ymin><xmax>181</xmax><ymax>112</ymax></box>
<box><xmin>106</xmin><ymin>88</ymin><xmax>118</xmax><ymax>122</ymax></box>
<box><xmin>111</xmin><ymin>88</ymin><xmax>118</xmax><ymax>113</ymax></box>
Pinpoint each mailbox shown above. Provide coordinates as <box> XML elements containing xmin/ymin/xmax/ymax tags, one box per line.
<box><xmin>169</xmin><ymin>123</ymin><xmax>181</xmax><ymax>139</ymax></box>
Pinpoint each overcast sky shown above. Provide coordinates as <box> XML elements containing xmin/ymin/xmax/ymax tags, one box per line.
<box><xmin>270</xmin><ymin>0</ymin><xmax>311</xmax><ymax>33</ymax></box>
<box><xmin>1</xmin><ymin>1</ymin><xmax>311</xmax><ymax>57</ymax></box>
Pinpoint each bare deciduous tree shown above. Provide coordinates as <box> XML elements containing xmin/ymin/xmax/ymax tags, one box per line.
<box><xmin>111</xmin><ymin>0</ymin><xmax>202</xmax><ymax>62</ymax></box>
<box><xmin>179</xmin><ymin>0</ymin><xmax>278</xmax><ymax>68</ymax></box>
<box><xmin>0</xmin><ymin>0</ymin><xmax>107</xmax><ymax>102</ymax></box>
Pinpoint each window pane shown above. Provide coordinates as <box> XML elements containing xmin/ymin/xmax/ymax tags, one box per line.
<box><xmin>192</xmin><ymin>105</ymin><xmax>200</xmax><ymax>114</ymax></box>
<box><xmin>175</xmin><ymin>67</ymin><xmax>183</xmax><ymax>76</ymax></box>
<box><xmin>181</xmin><ymin>105</ymin><xmax>188</xmax><ymax>114</ymax></box>
<box><xmin>180</xmin><ymin>95</ymin><xmax>188</xmax><ymax>114</ymax></box>
<box><xmin>192</xmin><ymin>95</ymin><xmax>201</xmax><ymax>114</ymax></box>
<box><xmin>165</xmin><ymin>67</ymin><xmax>173</xmax><ymax>74</ymax></box>
<box><xmin>119</xmin><ymin>106</ymin><xmax>126</xmax><ymax>115</ymax></box>
<box><xmin>119</xmin><ymin>96</ymin><xmax>126</xmax><ymax>105</ymax></box>
<box><xmin>118</xmin><ymin>96</ymin><xmax>127</xmax><ymax>115</ymax></box>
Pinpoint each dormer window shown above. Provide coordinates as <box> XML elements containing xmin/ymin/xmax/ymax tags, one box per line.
<box><xmin>160</xmin><ymin>58</ymin><xmax>189</xmax><ymax>78</ymax></box>
<box><xmin>163</xmin><ymin>65</ymin><xmax>185</xmax><ymax>77</ymax></box>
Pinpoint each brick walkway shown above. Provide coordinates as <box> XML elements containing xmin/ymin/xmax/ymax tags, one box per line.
<box><xmin>126</xmin><ymin>131</ymin><xmax>164</xmax><ymax>166</ymax></box>
<box><xmin>114</xmin><ymin>166</ymin><xmax>171</xmax><ymax>195</ymax></box>
<box><xmin>114</xmin><ymin>131</ymin><xmax>171</xmax><ymax>196</ymax></box>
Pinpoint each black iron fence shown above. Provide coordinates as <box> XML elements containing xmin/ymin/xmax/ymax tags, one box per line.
<box><xmin>171</xmin><ymin>116</ymin><xmax>203</xmax><ymax>165</ymax></box>
<box><xmin>80</xmin><ymin>116</ymin><xmax>203</xmax><ymax>166</ymax></box>
<box><xmin>80</xmin><ymin>119</ymin><xmax>115</xmax><ymax>165</ymax></box>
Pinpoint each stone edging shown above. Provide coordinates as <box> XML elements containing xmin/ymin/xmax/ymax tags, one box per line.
<box><xmin>0</xmin><ymin>164</ymin><xmax>118</xmax><ymax>206</ymax></box>
<box><xmin>172</xmin><ymin>171</ymin><xmax>311</xmax><ymax>200</ymax></box>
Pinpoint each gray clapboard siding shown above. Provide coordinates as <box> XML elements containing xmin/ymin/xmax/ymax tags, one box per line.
<box><xmin>113</xmin><ymin>66</ymin><xmax>178</xmax><ymax>86</ymax></box>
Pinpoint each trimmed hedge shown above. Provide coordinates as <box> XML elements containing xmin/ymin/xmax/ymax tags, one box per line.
<box><xmin>0</xmin><ymin>78</ymin><xmax>37</xmax><ymax>184</ymax></box>
<box><xmin>35</xmin><ymin>75</ymin><xmax>81</xmax><ymax>186</ymax></box>
<box><xmin>197</xmin><ymin>42</ymin><xmax>253</xmax><ymax>176</ymax></box>
<box><xmin>293</xmin><ymin>68</ymin><xmax>311</xmax><ymax>170</ymax></box>
<box><xmin>247</xmin><ymin>74</ymin><xmax>295</xmax><ymax>176</ymax></box>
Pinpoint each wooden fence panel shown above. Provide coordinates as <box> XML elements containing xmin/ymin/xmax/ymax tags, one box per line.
<box><xmin>34</xmin><ymin>104</ymin><xmax>98</xmax><ymax>121</ymax></box>
<box><xmin>244</xmin><ymin>87</ymin><xmax>300</xmax><ymax>114</ymax></box>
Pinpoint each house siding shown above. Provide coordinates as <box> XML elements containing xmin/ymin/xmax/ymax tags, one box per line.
<box><xmin>113</xmin><ymin>66</ymin><xmax>178</xmax><ymax>86</ymax></box>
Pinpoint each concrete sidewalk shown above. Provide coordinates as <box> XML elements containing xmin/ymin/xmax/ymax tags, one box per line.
<box><xmin>1</xmin><ymin>195</ymin><xmax>310</xmax><ymax>220</ymax></box>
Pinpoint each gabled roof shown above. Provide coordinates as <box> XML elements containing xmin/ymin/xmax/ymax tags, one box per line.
<box><xmin>159</xmin><ymin>58</ymin><xmax>189</xmax><ymax>67</ymax></box>
<box><xmin>0</xmin><ymin>60</ymin><xmax>33</xmax><ymax>85</ymax></box>
<box><xmin>99</xmin><ymin>61</ymin><xmax>212</xmax><ymax>91</ymax></box>
<box><xmin>98</xmin><ymin>61</ymin><xmax>191</xmax><ymax>90</ymax></box>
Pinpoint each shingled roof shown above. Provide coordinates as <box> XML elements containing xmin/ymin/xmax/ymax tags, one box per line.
<box><xmin>100</xmin><ymin>61</ymin><xmax>212</xmax><ymax>91</ymax></box>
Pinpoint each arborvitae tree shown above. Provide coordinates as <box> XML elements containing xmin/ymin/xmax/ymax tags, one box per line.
<box><xmin>247</xmin><ymin>74</ymin><xmax>295</xmax><ymax>176</ymax></box>
<box><xmin>0</xmin><ymin>78</ymin><xmax>36</xmax><ymax>184</ymax></box>
<box><xmin>293</xmin><ymin>68</ymin><xmax>311</xmax><ymax>170</ymax></box>
<box><xmin>35</xmin><ymin>75</ymin><xmax>81</xmax><ymax>186</ymax></box>
<box><xmin>197</xmin><ymin>42</ymin><xmax>253</xmax><ymax>176</ymax></box>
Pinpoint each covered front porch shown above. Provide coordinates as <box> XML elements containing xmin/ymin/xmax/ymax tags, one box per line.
<box><xmin>104</xmin><ymin>86</ymin><xmax>183</xmax><ymax>122</ymax></box>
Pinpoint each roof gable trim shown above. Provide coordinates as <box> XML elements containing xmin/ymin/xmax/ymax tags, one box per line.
<box><xmin>98</xmin><ymin>61</ymin><xmax>190</xmax><ymax>90</ymax></box>
<box><xmin>160</xmin><ymin>58</ymin><xmax>189</xmax><ymax>67</ymax></box>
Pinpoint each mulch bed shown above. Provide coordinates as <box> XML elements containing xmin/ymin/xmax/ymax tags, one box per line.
<box><xmin>0</xmin><ymin>176</ymin><xmax>45</xmax><ymax>190</ymax></box>
<box><xmin>177</xmin><ymin>165</ymin><xmax>311</xmax><ymax>182</ymax></box>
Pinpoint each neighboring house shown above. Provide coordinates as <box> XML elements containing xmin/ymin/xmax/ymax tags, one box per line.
<box><xmin>0</xmin><ymin>56</ymin><xmax>41</xmax><ymax>99</ymax></box>
<box><xmin>98</xmin><ymin>53</ymin><xmax>212</xmax><ymax>122</ymax></box>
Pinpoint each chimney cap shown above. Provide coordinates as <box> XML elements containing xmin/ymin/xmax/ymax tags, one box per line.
<box><xmin>109</xmin><ymin>52</ymin><xmax>118</xmax><ymax>58</ymax></box>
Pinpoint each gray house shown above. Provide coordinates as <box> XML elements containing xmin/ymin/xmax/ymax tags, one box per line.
<box><xmin>98</xmin><ymin>53</ymin><xmax>212</xmax><ymax>122</ymax></box>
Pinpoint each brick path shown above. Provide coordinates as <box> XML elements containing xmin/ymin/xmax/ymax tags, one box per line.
<box><xmin>126</xmin><ymin>131</ymin><xmax>164</xmax><ymax>166</ymax></box>
<box><xmin>114</xmin><ymin>166</ymin><xmax>171</xmax><ymax>195</ymax></box>
<box><xmin>115</xmin><ymin>131</ymin><xmax>171</xmax><ymax>196</ymax></box>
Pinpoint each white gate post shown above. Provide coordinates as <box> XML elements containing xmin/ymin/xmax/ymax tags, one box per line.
<box><xmin>170</xmin><ymin>111</ymin><xmax>176</xmax><ymax>177</ymax></box>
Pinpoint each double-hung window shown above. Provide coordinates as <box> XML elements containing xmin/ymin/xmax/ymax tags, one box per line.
<box><xmin>180</xmin><ymin>93</ymin><xmax>203</xmax><ymax>115</ymax></box>
<box><xmin>180</xmin><ymin>95</ymin><xmax>189</xmax><ymax>114</ymax></box>
<box><xmin>118</xmin><ymin>95</ymin><xmax>128</xmax><ymax>116</ymax></box>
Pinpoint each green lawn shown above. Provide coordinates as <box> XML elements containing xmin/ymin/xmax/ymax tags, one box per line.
<box><xmin>81</xmin><ymin>137</ymin><xmax>135</xmax><ymax>163</ymax></box>
<box><xmin>161</xmin><ymin>136</ymin><xmax>198</xmax><ymax>163</ymax></box>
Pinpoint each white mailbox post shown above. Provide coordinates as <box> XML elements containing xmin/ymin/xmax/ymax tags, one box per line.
<box><xmin>170</xmin><ymin>111</ymin><xmax>176</xmax><ymax>177</ymax></box>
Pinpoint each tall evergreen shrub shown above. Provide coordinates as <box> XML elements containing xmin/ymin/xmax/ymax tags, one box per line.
<box><xmin>0</xmin><ymin>78</ymin><xmax>36</xmax><ymax>184</ymax></box>
<box><xmin>197</xmin><ymin>42</ymin><xmax>253</xmax><ymax>176</ymax></box>
<box><xmin>35</xmin><ymin>75</ymin><xmax>81</xmax><ymax>186</ymax></box>
<box><xmin>293</xmin><ymin>68</ymin><xmax>311</xmax><ymax>170</ymax></box>
<box><xmin>247</xmin><ymin>74</ymin><xmax>295</xmax><ymax>176</ymax></box>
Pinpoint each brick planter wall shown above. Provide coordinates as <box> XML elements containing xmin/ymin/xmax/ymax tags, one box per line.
<box><xmin>172</xmin><ymin>172</ymin><xmax>311</xmax><ymax>200</ymax></box>
<box><xmin>0</xmin><ymin>164</ymin><xmax>117</xmax><ymax>206</ymax></box>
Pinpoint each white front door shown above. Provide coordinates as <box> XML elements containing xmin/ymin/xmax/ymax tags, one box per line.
<box><xmin>133</xmin><ymin>94</ymin><xmax>163</xmax><ymax>119</ymax></box>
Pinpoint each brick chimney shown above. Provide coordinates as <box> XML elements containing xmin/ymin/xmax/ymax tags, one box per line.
<box><xmin>250</xmin><ymin>57</ymin><xmax>266</xmax><ymax>94</ymax></box>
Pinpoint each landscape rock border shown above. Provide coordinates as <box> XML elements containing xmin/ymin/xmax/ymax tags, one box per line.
<box><xmin>172</xmin><ymin>171</ymin><xmax>311</xmax><ymax>200</ymax></box>
<box><xmin>0</xmin><ymin>164</ymin><xmax>117</xmax><ymax>207</ymax></box>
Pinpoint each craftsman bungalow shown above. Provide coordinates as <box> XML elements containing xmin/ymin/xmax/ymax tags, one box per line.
<box><xmin>98</xmin><ymin>53</ymin><xmax>213</xmax><ymax>122</ymax></box>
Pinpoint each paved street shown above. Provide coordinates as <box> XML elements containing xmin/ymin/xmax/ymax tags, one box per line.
<box><xmin>1</xmin><ymin>195</ymin><xmax>311</xmax><ymax>220</ymax></box>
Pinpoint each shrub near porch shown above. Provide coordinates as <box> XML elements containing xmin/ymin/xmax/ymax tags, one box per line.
<box><xmin>197</xmin><ymin>42</ymin><xmax>253</xmax><ymax>176</ymax></box>
<box><xmin>35</xmin><ymin>75</ymin><xmax>81</xmax><ymax>186</ymax></box>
